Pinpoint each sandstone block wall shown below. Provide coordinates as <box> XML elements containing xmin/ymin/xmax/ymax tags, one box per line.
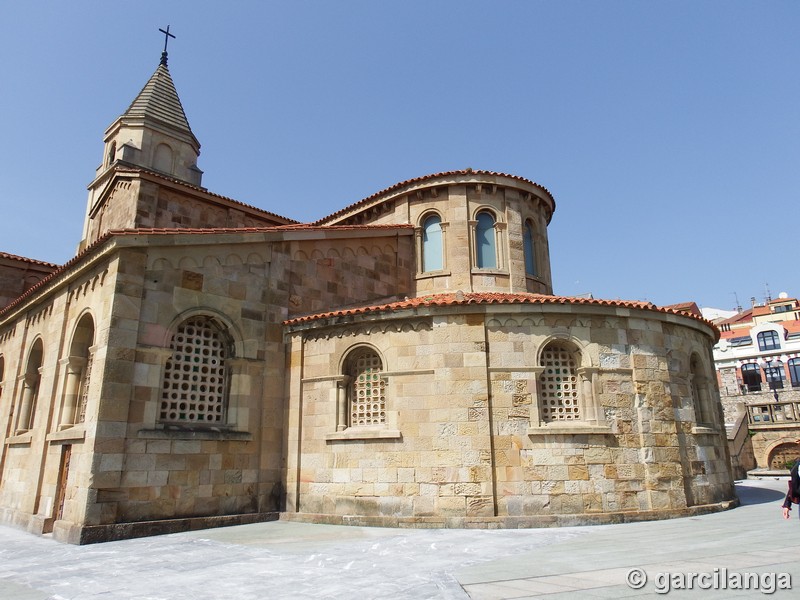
<box><xmin>285</xmin><ymin>305</ymin><xmax>735</xmax><ymax>525</ymax></box>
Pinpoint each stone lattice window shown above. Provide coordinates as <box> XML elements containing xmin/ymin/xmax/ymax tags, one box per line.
<box><xmin>348</xmin><ymin>350</ymin><xmax>385</xmax><ymax>426</ymax></box>
<box><xmin>539</xmin><ymin>343</ymin><xmax>580</xmax><ymax>421</ymax></box>
<box><xmin>160</xmin><ymin>316</ymin><xmax>229</xmax><ymax>424</ymax></box>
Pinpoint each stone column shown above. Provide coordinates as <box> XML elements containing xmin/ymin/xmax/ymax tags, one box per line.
<box><xmin>467</xmin><ymin>220</ymin><xmax>478</xmax><ymax>267</ymax></box>
<box><xmin>439</xmin><ymin>221</ymin><xmax>449</xmax><ymax>271</ymax></box>
<box><xmin>59</xmin><ymin>356</ymin><xmax>86</xmax><ymax>428</ymax></box>
<box><xmin>494</xmin><ymin>221</ymin><xmax>507</xmax><ymax>270</ymax></box>
<box><xmin>16</xmin><ymin>372</ymin><xmax>39</xmax><ymax>434</ymax></box>
<box><xmin>527</xmin><ymin>367</ymin><xmax>546</xmax><ymax>427</ymax></box>
<box><xmin>577</xmin><ymin>366</ymin><xmax>600</xmax><ymax>424</ymax></box>
<box><xmin>336</xmin><ymin>375</ymin><xmax>351</xmax><ymax>431</ymax></box>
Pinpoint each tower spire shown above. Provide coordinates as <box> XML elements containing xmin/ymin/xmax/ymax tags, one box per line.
<box><xmin>159</xmin><ymin>25</ymin><xmax>175</xmax><ymax>66</ymax></box>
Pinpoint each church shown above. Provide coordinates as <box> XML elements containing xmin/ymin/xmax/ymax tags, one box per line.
<box><xmin>0</xmin><ymin>47</ymin><xmax>736</xmax><ymax>544</ymax></box>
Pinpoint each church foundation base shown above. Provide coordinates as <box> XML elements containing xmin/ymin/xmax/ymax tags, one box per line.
<box><xmin>50</xmin><ymin>512</ymin><xmax>280</xmax><ymax>545</ymax></box>
<box><xmin>280</xmin><ymin>499</ymin><xmax>739</xmax><ymax>530</ymax></box>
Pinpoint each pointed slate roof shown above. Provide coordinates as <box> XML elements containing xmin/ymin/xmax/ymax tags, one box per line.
<box><xmin>123</xmin><ymin>62</ymin><xmax>195</xmax><ymax>139</ymax></box>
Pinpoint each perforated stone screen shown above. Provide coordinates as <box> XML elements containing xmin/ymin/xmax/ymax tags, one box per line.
<box><xmin>348</xmin><ymin>350</ymin><xmax>385</xmax><ymax>426</ymax></box>
<box><xmin>540</xmin><ymin>344</ymin><xmax>580</xmax><ymax>421</ymax></box>
<box><xmin>160</xmin><ymin>317</ymin><xmax>228</xmax><ymax>424</ymax></box>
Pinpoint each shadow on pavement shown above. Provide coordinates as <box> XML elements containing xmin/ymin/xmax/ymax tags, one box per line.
<box><xmin>735</xmin><ymin>482</ymin><xmax>786</xmax><ymax>505</ymax></box>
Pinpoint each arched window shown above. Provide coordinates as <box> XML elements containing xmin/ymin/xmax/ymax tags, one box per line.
<box><xmin>538</xmin><ymin>342</ymin><xmax>580</xmax><ymax>422</ymax></box>
<box><xmin>475</xmin><ymin>211</ymin><xmax>497</xmax><ymax>269</ymax></box>
<box><xmin>690</xmin><ymin>353</ymin><xmax>715</xmax><ymax>425</ymax></box>
<box><xmin>154</xmin><ymin>143</ymin><xmax>174</xmax><ymax>174</ymax></box>
<box><xmin>757</xmin><ymin>330</ymin><xmax>781</xmax><ymax>351</ymax></box>
<box><xmin>62</xmin><ymin>314</ymin><xmax>95</xmax><ymax>427</ymax></box>
<box><xmin>344</xmin><ymin>348</ymin><xmax>385</xmax><ymax>426</ymax></box>
<box><xmin>17</xmin><ymin>339</ymin><xmax>43</xmax><ymax>433</ymax></box>
<box><xmin>107</xmin><ymin>141</ymin><xmax>117</xmax><ymax>166</ymax></box>
<box><xmin>523</xmin><ymin>220</ymin><xmax>537</xmax><ymax>276</ymax></box>
<box><xmin>422</xmin><ymin>213</ymin><xmax>443</xmax><ymax>272</ymax></box>
<box><xmin>741</xmin><ymin>363</ymin><xmax>762</xmax><ymax>392</ymax></box>
<box><xmin>789</xmin><ymin>358</ymin><xmax>800</xmax><ymax>388</ymax></box>
<box><xmin>764</xmin><ymin>359</ymin><xmax>785</xmax><ymax>390</ymax></box>
<box><xmin>160</xmin><ymin>316</ymin><xmax>231</xmax><ymax>425</ymax></box>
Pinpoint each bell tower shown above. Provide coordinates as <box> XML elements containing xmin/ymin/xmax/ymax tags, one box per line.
<box><xmin>79</xmin><ymin>27</ymin><xmax>203</xmax><ymax>252</ymax></box>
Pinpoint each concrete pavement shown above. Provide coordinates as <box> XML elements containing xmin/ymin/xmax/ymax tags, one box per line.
<box><xmin>0</xmin><ymin>479</ymin><xmax>797</xmax><ymax>599</ymax></box>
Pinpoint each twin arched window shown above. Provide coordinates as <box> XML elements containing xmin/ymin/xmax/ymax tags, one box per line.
<box><xmin>160</xmin><ymin>316</ymin><xmax>231</xmax><ymax>425</ymax></box>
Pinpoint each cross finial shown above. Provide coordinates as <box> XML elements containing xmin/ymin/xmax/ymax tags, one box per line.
<box><xmin>159</xmin><ymin>25</ymin><xmax>176</xmax><ymax>66</ymax></box>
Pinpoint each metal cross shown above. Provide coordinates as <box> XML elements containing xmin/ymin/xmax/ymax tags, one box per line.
<box><xmin>159</xmin><ymin>25</ymin><xmax>176</xmax><ymax>54</ymax></box>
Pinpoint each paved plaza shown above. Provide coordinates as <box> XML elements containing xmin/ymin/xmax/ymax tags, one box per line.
<box><xmin>0</xmin><ymin>479</ymin><xmax>798</xmax><ymax>599</ymax></box>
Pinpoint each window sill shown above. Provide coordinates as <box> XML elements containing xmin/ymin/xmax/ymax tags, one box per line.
<box><xmin>138</xmin><ymin>427</ymin><xmax>253</xmax><ymax>441</ymax></box>
<box><xmin>527</xmin><ymin>423</ymin><xmax>612</xmax><ymax>436</ymax></box>
<box><xmin>47</xmin><ymin>425</ymin><xmax>86</xmax><ymax>443</ymax></box>
<box><xmin>416</xmin><ymin>270</ymin><xmax>451</xmax><ymax>280</ymax></box>
<box><xmin>326</xmin><ymin>428</ymin><xmax>402</xmax><ymax>442</ymax></box>
<box><xmin>471</xmin><ymin>268</ymin><xmax>508</xmax><ymax>276</ymax></box>
<box><xmin>691</xmin><ymin>425</ymin><xmax>720</xmax><ymax>435</ymax></box>
<box><xmin>5</xmin><ymin>431</ymin><xmax>33</xmax><ymax>446</ymax></box>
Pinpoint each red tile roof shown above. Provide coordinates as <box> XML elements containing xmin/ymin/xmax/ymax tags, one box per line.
<box><xmin>284</xmin><ymin>292</ymin><xmax>717</xmax><ymax>330</ymax></box>
<box><xmin>663</xmin><ymin>301</ymin><xmax>701</xmax><ymax>317</ymax></box>
<box><xmin>0</xmin><ymin>251</ymin><xmax>59</xmax><ymax>269</ymax></box>
<box><xmin>314</xmin><ymin>169</ymin><xmax>556</xmax><ymax>225</ymax></box>
<box><xmin>105</xmin><ymin>224</ymin><xmax>413</xmax><ymax>236</ymax></box>
<box><xmin>113</xmin><ymin>166</ymin><xmax>299</xmax><ymax>225</ymax></box>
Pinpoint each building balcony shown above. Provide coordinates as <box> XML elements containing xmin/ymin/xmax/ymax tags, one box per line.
<box><xmin>746</xmin><ymin>400</ymin><xmax>800</xmax><ymax>428</ymax></box>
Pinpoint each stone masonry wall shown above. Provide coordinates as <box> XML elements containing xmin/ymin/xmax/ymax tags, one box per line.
<box><xmin>285</xmin><ymin>305</ymin><xmax>735</xmax><ymax>525</ymax></box>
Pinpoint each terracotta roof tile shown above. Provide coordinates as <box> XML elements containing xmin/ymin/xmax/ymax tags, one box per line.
<box><xmin>663</xmin><ymin>301</ymin><xmax>701</xmax><ymax>317</ymax></box>
<box><xmin>314</xmin><ymin>169</ymin><xmax>555</xmax><ymax>224</ymax></box>
<box><xmin>114</xmin><ymin>167</ymin><xmax>299</xmax><ymax>225</ymax></box>
<box><xmin>284</xmin><ymin>292</ymin><xmax>717</xmax><ymax>330</ymax></box>
<box><xmin>0</xmin><ymin>252</ymin><xmax>59</xmax><ymax>269</ymax></box>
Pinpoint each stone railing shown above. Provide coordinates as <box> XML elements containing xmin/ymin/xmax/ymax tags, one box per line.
<box><xmin>746</xmin><ymin>400</ymin><xmax>800</xmax><ymax>427</ymax></box>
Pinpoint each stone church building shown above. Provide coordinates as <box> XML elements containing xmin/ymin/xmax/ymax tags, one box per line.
<box><xmin>0</xmin><ymin>52</ymin><xmax>735</xmax><ymax>543</ymax></box>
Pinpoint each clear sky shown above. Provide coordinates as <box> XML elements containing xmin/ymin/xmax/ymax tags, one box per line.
<box><xmin>0</xmin><ymin>1</ymin><xmax>797</xmax><ymax>311</ymax></box>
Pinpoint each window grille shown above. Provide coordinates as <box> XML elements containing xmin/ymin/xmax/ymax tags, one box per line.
<box><xmin>540</xmin><ymin>344</ymin><xmax>580</xmax><ymax>421</ymax></box>
<box><xmin>348</xmin><ymin>350</ymin><xmax>385</xmax><ymax>426</ymax></box>
<box><xmin>160</xmin><ymin>317</ymin><xmax>228</xmax><ymax>424</ymax></box>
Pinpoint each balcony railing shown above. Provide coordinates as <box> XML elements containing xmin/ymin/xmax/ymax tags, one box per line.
<box><xmin>747</xmin><ymin>400</ymin><xmax>800</xmax><ymax>427</ymax></box>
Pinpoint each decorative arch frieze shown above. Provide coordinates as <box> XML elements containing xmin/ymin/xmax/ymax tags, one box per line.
<box><xmin>301</xmin><ymin>319</ymin><xmax>432</xmax><ymax>341</ymax></box>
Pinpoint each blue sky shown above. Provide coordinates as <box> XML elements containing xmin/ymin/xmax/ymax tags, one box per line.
<box><xmin>0</xmin><ymin>1</ymin><xmax>797</xmax><ymax>311</ymax></box>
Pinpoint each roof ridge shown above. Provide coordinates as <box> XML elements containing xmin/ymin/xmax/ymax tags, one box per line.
<box><xmin>284</xmin><ymin>291</ymin><xmax>716</xmax><ymax>330</ymax></box>
<box><xmin>313</xmin><ymin>169</ymin><xmax>555</xmax><ymax>225</ymax></box>
<box><xmin>113</xmin><ymin>166</ymin><xmax>299</xmax><ymax>224</ymax></box>
<box><xmin>0</xmin><ymin>252</ymin><xmax>60</xmax><ymax>268</ymax></box>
